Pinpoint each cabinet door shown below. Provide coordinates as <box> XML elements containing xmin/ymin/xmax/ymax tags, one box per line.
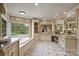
<box><xmin>14</xmin><ymin>41</ymin><xmax>19</xmax><ymax>56</ymax></box>
<box><xmin>4</xmin><ymin>45</ymin><xmax>15</xmax><ymax>56</ymax></box>
<box><xmin>3</xmin><ymin>41</ymin><xmax>19</xmax><ymax>56</ymax></box>
<box><xmin>65</xmin><ymin>37</ymin><xmax>77</xmax><ymax>54</ymax></box>
<box><xmin>8</xmin><ymin>42</ymin><xmax>19</xmax><ymax>56</ymax></box>
<box><xmin>8</xmin><ymin>44</ymin><xmax>15</xmax><ymax>56</ymax></box>
<box><xmin>3</xmin><ymin>47</ymin><xmax>9</xmax><ymax>56</ymax></box>
<box><xmin>8</xmin><ymin>48</ymin><xmax>15</xmax><ymax>56</ymax></box>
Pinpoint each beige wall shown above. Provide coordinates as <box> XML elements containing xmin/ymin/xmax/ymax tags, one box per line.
<box><xmin>76</xmin><ymin>8</ymin><xmax>79</xmax><ymax>55</ymax></box>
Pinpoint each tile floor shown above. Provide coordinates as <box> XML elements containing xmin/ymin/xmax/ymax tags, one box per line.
<box><xmin>31</xmin><ymin>41</ymin><xmax>67</xmax><ymax>56</ymax></box>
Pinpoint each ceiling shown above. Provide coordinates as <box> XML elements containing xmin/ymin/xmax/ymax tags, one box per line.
<box><xmin>5</xmin><ymin>3</ymin><xmax>79</xmax><ymax>20</ymax></box>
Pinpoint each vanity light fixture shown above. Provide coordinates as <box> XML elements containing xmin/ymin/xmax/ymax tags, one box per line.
<box><xmin>35</xmin><ymin>3</ymin><xmax>38</xmax><ymax>6</ymax></box>
<box><xmin>19</xmin><ymin>11</ymin><xmax>25</xmax><ymax>15</ymax></box>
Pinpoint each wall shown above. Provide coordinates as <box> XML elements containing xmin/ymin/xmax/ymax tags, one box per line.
<box><xmin>76</xmin><ymin>8</ymin><xmax>79</xmax><ymax>55</ymax></box>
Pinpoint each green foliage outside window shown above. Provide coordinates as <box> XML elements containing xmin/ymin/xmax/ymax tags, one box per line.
<box><xmin>11</xmin><ymin>22</ymin><xmax>29</xmax><ymax>35</ymax></box>
<box><xmin>0</xmin><ymin>16</ymin><xmax>6</xmax><ymax>37</ymax></box>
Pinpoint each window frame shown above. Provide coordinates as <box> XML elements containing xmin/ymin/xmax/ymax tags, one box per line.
<box><xmin>11</xmin><ymin>21</ymin><xmax>30</xmax><ymax>37</ymax></box>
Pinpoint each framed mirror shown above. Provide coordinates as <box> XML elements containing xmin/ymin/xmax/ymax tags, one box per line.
<box><xmin>65</xmin><ymin>14</ymin><xmax>76</xmax><ymax>34</ymax></box>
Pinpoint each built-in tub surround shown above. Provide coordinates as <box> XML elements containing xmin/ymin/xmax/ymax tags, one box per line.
<box><xmin>0</xmin><ymin>36</ymin><xmax>34</xmax><ymax>56</ymax></box>
<box><xmin>3</xmin><ymin>36</ymin><xmax>32</xmax><ymax>44</ymax></box>
<box><xmin>9</xmin><ymin>36</ymin><xmax>33</xmax><ymax>46</ymax></box>
<box><xmin>19</xmin><ymin>37</ymin><xmax>37</xmax><ymax>56</ymax></box>
<box><xmin>19</xmin><ymin>37</ymin><xmax>31</xmax><ymax>44</ymax></box>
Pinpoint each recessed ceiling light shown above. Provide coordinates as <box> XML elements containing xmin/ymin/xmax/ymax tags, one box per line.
<box><xmin>55</xmin><ymin>13</ymin><xmax>58</xmax><ymax>16</ymax></box>
<box><xmin>40</xmin><ymin>15</ymin><xmax>42</xmax><ymax>18</ymax></box>
<box><xmin>35</xmin><ymin>3</ymin><xmax>38</xmax><ymax>6</ymax></box>
<box><xmin>19</xmin><ymin>11</ymin><xmax>25</xmax><ymax>15</ymax></box>
<box><xmin>63</xmin><ymin>12</ymin><xmax>66</xmax><ymax>14</ymax></box>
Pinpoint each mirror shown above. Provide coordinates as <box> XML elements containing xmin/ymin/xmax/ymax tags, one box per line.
<box><xmin>34</xmin><ymin>22</ymin><xmax>38</xmax><ymax>33</ymax></box>
<box><xmin>41</xmin><ymin>24</ymin><xmax>52</xmax><ymax>33</ymax></box>
<box><xmin>64</xmin><ymin>14</ymin><xmax>76</xmax><ymax>34</ymax></box>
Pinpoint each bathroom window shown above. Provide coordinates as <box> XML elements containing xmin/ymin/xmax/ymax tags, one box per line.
<box><xmin>0</xmin><ymin>16</ymin><xmax>6</xmax><ymax>38</ymax></box>
<box><xmin>11</xmin><ymin>22</ymin><xmax>29</xmax><ymax>35</ymax></box>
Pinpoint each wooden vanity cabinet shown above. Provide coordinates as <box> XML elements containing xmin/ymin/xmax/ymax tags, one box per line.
<box><xmin>3</xmin><ymin>41</ymin><xmax>19</xmax><ymax>56</ymax></box>
<box><xmin>65</xmin><ymin>36</ymin><xmax>77</xmax><ymax>55</ymax></box>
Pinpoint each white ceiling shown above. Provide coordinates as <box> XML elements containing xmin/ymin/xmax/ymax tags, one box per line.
<box><xmin>6</xmin><ymin>3</ymin><xmax>79</xmax><ymax>20</ymax></box>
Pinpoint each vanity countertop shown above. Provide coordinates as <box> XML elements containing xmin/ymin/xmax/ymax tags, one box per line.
<box><xmin>62</xmin><ymin>34</ymin><xmax>77</xmax><ymax>40</ymax></box>
<box><xmin>0</xmin><ymin>38</ymin><xmax>19</xmax><ymax>49</ymax></box>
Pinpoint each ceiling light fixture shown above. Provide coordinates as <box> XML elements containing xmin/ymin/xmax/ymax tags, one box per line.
<box><xmin>40</xmin><ymin>15</ymin><xmax>42</xmax><ymax>18</ymax></box>
<box><xmin>19</xmin><ymin>11</ymin><xmax>25</xmax><ymax>15</ymax></box>
<box><xmin>63</xmin><ymin>12</ymin><xmax>66</xmax><ymax>14</ymax></box>
<box><xmin>35</xmin><ymin>3</ymin><xmax>38</xmax><ymax>6</ymax></box>
<box><xmin>55</xmin><ymin>13</ymin><xmax>58</xmax><ymax>16</ymax></box>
